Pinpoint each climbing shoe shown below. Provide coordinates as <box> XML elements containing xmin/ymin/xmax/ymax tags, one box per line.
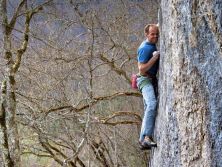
<box><xmin>141</xmin><ymin>136</ymin><xmax>157</xmax><ymax>148</ymax></box>
<box><xmin>139</xmin><ymin>141</ymin><xmax>151</xmax><ymax>150</ymax></box>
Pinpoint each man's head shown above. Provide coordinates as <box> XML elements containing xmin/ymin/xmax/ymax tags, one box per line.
<box><xmin>144</xmin><ymin>24</ymin><xmax>159</xmax><ymax>44</ymax></box>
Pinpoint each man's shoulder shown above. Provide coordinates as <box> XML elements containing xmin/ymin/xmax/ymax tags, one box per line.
<box><xmin>140</xmin><ymin>40</ymin><xmax>155</xmax><ymax>47</ymax></box>
<box><xmin>138</xmin><ymin>41</ymin><xmax>155</xmax><ymax>51</ymax></box>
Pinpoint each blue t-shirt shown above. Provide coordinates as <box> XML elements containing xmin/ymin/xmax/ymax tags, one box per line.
<box><xmin>137</xmin><ymin>40</ymin><xmax>159</xmax><ymax>75</ymax></box>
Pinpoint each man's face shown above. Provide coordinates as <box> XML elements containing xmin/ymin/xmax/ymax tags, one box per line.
<box><xmin>146</xmin><ymin>26</ymin><xmax>159</xmax><ymax>44</ymax></box>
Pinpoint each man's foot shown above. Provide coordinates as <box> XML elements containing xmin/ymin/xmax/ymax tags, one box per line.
<box><xmin>139</xmin><ymin>141</ymin><xmax>151</xmax><ymax>150</ymax></box>
<box><xmin>140</xmin><ymin>136</ymin><xmax>157</xmax><ymax>149</ymax></box>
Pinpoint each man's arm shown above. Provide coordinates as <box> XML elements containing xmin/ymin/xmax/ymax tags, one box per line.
<box><xmin>138</xmin><ymin>52</ymin><xmax>159</xmax><ymax>75</ymax></box>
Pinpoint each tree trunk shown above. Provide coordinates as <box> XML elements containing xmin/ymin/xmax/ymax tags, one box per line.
<box><xmin>151</xmin><ymin>0</ymin><xmax>222</xmax><ymax>167</ymax></box>
<box><xmin>0</xmin><ymin>0</ymin><xmax>21</xmax><ymax>166</ymax></box>
<box><xmin>0</xmin><ymin>80</ymin><xmax>14</xmax><ymax>167</ymax></box>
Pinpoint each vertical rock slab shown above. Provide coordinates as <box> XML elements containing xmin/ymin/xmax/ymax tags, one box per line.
<box><xmin>151</xmin><ymin>0</ymin><xmax>222</xmax><ymax>166</ymax></box>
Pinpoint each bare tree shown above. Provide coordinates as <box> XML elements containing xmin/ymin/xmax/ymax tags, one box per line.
<box><xmin>1</xmin><ymin>0</ymin><xmax>159</xmax><ymax>166</ymax></box>
<box><xmin>0</xmin><ymin>0</ymin><xmax>52</xmax><ymax>166</ymax></box>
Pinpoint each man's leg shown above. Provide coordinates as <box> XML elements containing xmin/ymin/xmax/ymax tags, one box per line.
<box><xmin>139</xmin><ymin>83</ymin><xmax>157</xmax><ymax>146</ymax></box>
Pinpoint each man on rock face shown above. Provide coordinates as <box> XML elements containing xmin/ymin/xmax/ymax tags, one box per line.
<box><xmin>137</xmin><ymin>24</ymin><xmax>160</xmax><ymax>150</ymax></box>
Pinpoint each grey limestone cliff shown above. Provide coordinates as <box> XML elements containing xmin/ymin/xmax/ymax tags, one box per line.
<box><xmin>151</xmin><ymin>0</ymin><xmax>222</xmax><ymax>167</ymax></box>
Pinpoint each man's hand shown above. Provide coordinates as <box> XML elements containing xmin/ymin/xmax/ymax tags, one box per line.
<box><xmin>152</xmin><ymin>51</ymin><xmax>160</xmax><ymax>58</ymax></box>
<box><xmin>138</xmin><ymin>51</ymin><xmax>160</xmax><ymax>75</ymax></box>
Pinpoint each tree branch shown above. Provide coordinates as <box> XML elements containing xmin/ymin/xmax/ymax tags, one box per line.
<box><xmin>100</xmin><ymin>54</ymin><xmax>131</xmax><ymax>83</ymax></box>
<box><xmin>9</xmin><ymin>0</ymin><xmax>27</xmax><ymax>33</ymax></box>
<box><xmin>99</xmin><ymin>111</ymin><xmax>142</xmax><ymax>123</ymax></box>
<box><xmin>13</xmin><ymin>3</ymin><xmax>45</xmax><ymax>73</ymax></box>
<box><xmin>44</xmin><ymin>92</ymin><xmax>141</xmax><ymax>114</ymax></box>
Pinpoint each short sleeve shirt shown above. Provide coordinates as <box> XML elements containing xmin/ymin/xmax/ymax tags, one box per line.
<box><xmin>137</xmin><ymin>40</ymin><xmax>159</xmax><ymax>75</ymax></box>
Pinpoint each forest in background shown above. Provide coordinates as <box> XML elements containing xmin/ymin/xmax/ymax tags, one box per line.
<box><xmin>0</xmin><ymin>0</ymin><xmax>159</xmax><ymax>166</ymax></box>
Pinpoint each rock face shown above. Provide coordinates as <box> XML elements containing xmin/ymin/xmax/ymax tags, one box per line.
<box><xmin>151</xmin><ymin>0</ymin><xmax>222</xmax><ymax>167</ymax></box>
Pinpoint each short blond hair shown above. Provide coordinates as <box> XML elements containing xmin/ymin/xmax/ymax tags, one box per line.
<box><xmin>144</xmin><ymin>24</ymin><xmax>159</xmax><ymax>34</ymax></box>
